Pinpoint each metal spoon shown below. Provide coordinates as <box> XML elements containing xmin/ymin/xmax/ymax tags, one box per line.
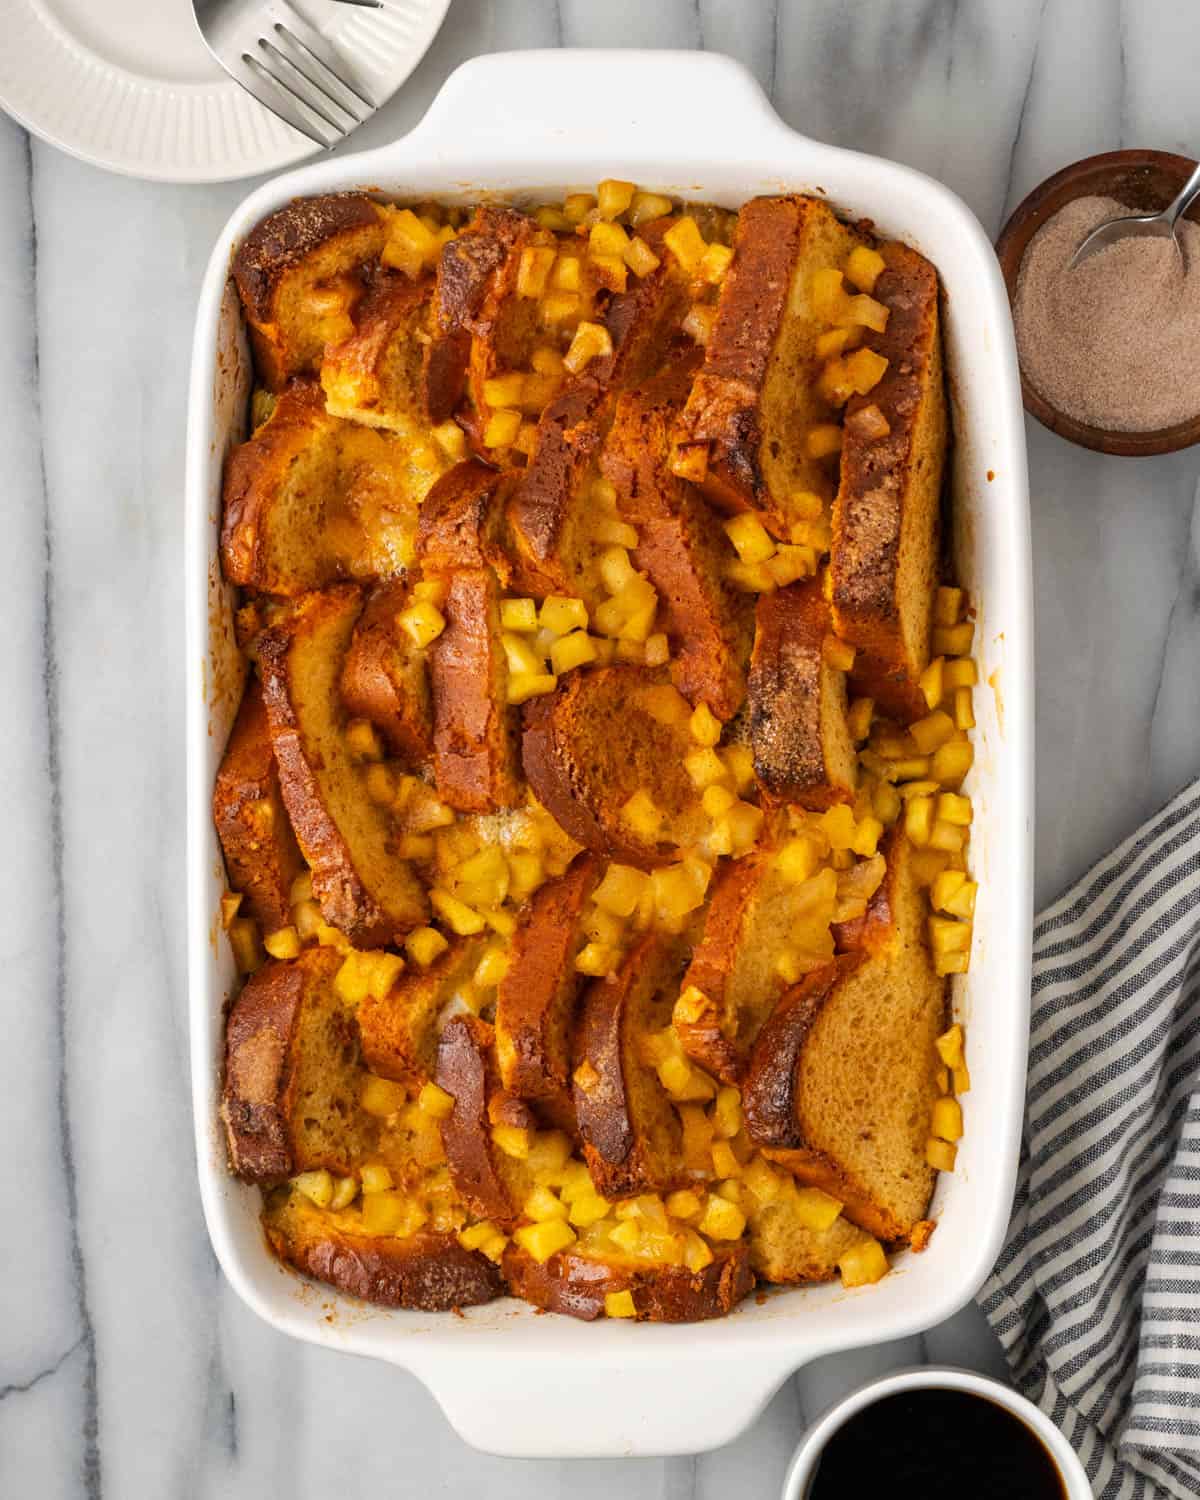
<box><xmin>1070</xmin><ymin>158</ymin><xmax>1200</xmax><ymax>268</ymax></box>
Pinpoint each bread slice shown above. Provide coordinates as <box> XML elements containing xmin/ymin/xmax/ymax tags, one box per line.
<box><xmin>676</xmin><ymin>851</ymin><xmax>811</xmax><ymax>1084</ymax></box>
<box><xmin>258</xmin><ymin>587</ymin><xmax>429</xmax><ymax>945</ymax></box>
<box><xmin>747</xmin><ymin>580</ymin><xmax>856</xmax><ymax>809</ymax></box>
<box><xmin>221</xmin><ymin>381</ymin><xmax>341</xmax><ymax>593</ymax></box>
<box><xmin>233</xmin><ymin>193</ymin><xmax>388</xmax><ymax>389</ymax></box>
<box><xmin>415</xmin><ymin>458</ymin><xmax>513</xmax><ymax>579</ymax></box>
<box><xmin>741</xmin><ymin>835</ymin><xmax>946</xmax><ymax>1242</ymax></box>
<box><xmin>521</xmin><ymin>666</ymin><xmax>702</xmax><ymax>868</ymax></box>
<box><xmin>221</xmin><ymin>381</ymin><xmax>447</xmax><ymax>595</ymax></box>
<box><xmin>506</xmin><ymin>219</ymin><xmax>693</xmax><ymax>603</ymax></box>
<box><xmin>573</xmin><ymin>934</ymin><xmax>687</xmax><ymax>1198</ymax></box>
<box><xmin>264</xmin><ymin>1188</ymin><xmax>503</xmax><ymax>1310</ymax></box>
<box><xmin>320</xmin><ymin>272</ymin><xmax>434</xmax><ymax>433</ymax></box>
<box><xmin>494</xmin><ymin>855</ymin><xmax>601</xmax><ymax>1102</ymax></box>
<box><xmin>830</xmin><ymin>240</ymin><xmax>947</xmax><ymax>723</ymax></box>
<box><xmin>503</xmin><ymin>1241</ymin><xmax>753</xmax><ymax>1322</ymax></box>
<box><xmin>427</xmin><ymin>567</ymin><xmax>521</xmax><ymax>812</ymax></box>
<box><xmin>744</xmin><ymin>1171</ymin><xmax>870</xmax><ymax>1284</ymax></box>
<box><xmin>339</xmin><ymin>579</ymin><xmax>433</xmax><ymax>767</ymax></box>
<box><xmin>505</xmin><ymin>378</ymin><xmax>610</xmax><ymax>602</ymax></box>
<box><xmin>601</xmin><ymin>347</ymin><xmax>753</xmax><ymax>720</ymax></box>
<box><xmin>672</xmin><ymin>195</ymin><xmax>866</xmax><ymax>535</ymax></box>
<box><xmin>436</xmin><ymin>1015</ymin><xmax>531</xmax><ymax>1223</ymax></box>
<box><xmin>213</xmin><ymin>675</ymin><xmax>304</xmax><ymax>931</ymax></box>
<box><xmin>358</xmin><ymin>937</ymin><xmax>484</xmax><ymax>1085</ymax></box>
<box><xmin>222</xmin><ymin>948</ymin><xmax>369</xmax><ymax>1183</ymax></box>
<box><xmin>425</xmin><ymin>205</ymin><xmax>549</xmax><ymax>429</ymax></box>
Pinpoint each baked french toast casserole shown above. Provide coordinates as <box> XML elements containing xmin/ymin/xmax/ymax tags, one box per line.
<box><xmin>213</xmin><ymin>181</ymin><xmax>979</xmax><ymax>1323</ymax></box>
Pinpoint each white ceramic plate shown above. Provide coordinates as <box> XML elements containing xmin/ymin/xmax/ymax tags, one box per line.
<box><xmin>0</xmin><ymin>0</ymin><xmax>450</xmax><ymax>182</ymax></box>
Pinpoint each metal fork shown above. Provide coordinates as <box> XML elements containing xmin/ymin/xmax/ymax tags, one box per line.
<box><xmin>193</xmin><ymin>0</ymin><xmax>381</xmax><ymax>150</ymax></box>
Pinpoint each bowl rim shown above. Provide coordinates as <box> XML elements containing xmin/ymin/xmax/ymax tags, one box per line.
<box><xmin>780</xmin><ymin>1366</ymin><xmax>1093</xmax><ymax>1500</ymax></box>
<box><xmin>995</xmin><ymin>146</ymin><xmax>1200</xmax><ymax>457</ymax></box>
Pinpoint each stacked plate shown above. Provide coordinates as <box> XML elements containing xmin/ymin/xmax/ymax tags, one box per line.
<box><xmin>0</xmin><ymin>0</ymin><xmax>449</xmax><ymax>181</ymax></box>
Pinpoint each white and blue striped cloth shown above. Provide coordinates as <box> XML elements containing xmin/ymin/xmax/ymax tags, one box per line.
<box><xmin>980</xmin><ymin>778</ymin><xmax>1200</xmax><ymax>1499</ymax></box>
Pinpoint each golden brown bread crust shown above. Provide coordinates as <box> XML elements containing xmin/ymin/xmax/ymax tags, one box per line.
<box><xmin>416</xmin><ymin>458</ymin><xmax>513</xmax><ymax>578</ymax></box>
<box><xmin>506</xmin><ymin>221</ymin><xmax>692</xmax><ymax>600</ymax></box>
<box><xmin>427</xmin><ymin>568</ymin><xmax>520</xmax><ymax>812</ymax></box>
<box><xmin>436</xmin><ymin>1015</ymin><xmax>521</xmax><ymax>1223</ymax></box>
<box><xmin>672</xmin><ymin>196</ymin><xmax>862</xmax><ymax>533</ymax></box>
<box><xmin>259</xmin><ymin>587</ymin><xmax>429</xmax><ymax>945</ymax></box>
<box><xmin>740</xmin><ymin>957</ymin><xmax>861</xmax><ymax>1149</ymax></box>
<box><xmin>221</xmin><ymin>380</ymin><xmax>341</xmax><ymax>593</ymax></box>
<box><xmin>320</xmin><ymin>272</ymin><xmax>433</xmax><ymax>433</ymax></box>
<box><xmin>233</xmin><ymin>194</ymin><xmax>387</xmax><ymax>390</ymax></box>
<box><xmin>339</xmin><ymin>579</ymin><xmax>433</xmax><ymax>767</ymax></box>
<box><xmin>213</xmin><ymin>676</ymin><xmax>304</xmax><ymax>931</ymax></box>
<box><xmin>494</xmin><ymin>856</ymin><xmax>600</xmax><ymax>1103</ymax></box>
<box><xmin>505</xmin><ymin>379</ymin><xmax>609</xmax><ymax>599</ymax></box>
<box><xmin>521</xmin><ymin>666</ymin><xmax>700</xmax><ymax>869</ymax></box>
<box><xmin>573</xmin><ymin>934</ymin><xmax>687</xmax><ymax>1198</ymax></box>
<box><xmin>743</xmin><ymin>834</ymin><xmax>945</xmax><ymax>1243</ymax></box>
<box><xmin>601</xmin><ymin>347</ymin><xmax>752</xmax><ymax>719</ymax></box>
<box><xmin>748</xmin><ymin>580</ymin><xmax>856</xmax><ymax>809</ymax></box>
<box><xmin>744</xmin><ymin>1183</ymin><xmax>870</xmax><ymax>1285</ymax></box>
<box><xmin>831</xmin><ymin>240</ymin><xmax>947</xmax><ymax>723</ymax></box>
<box><xmin>264</xmin><ymin>1188</ymin><xmax>503</xmax><ymax>1310</ymax></box>
<box><xmin>502</xmin><ymin>1242</ymin><xmax>754</xmax><ymax>1322</ymax></box>
<box><xmin>221</xmin><ymin>948</ymin><xmax>350</xmax><ymax>1183</ymax></box>
<box><xmin>358</xmin><ymin>937</ymin><xmax>483</xmax><ymax>1085</ymax></box>
<box><xmin>221</xmin><ymin>380</ymin><xmax>443</xmax><ymax>596</ymax></box>
<box><xmin>426</xmin><ymin>206</ymin><xmax>544</xmax><ymax>428</ymax></box>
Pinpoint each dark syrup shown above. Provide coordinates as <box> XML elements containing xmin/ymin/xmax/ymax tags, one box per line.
<box><xmin>807</xmin><ymin>1388</ymin><xmax>1066</xmax><ymax>1500</ymax></box>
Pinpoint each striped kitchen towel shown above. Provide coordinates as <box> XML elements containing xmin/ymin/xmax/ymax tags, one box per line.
<box><xmin>980</xmin><ymin>777</ymin><xmax>1200</xmax><ymax>1500</ymax></box>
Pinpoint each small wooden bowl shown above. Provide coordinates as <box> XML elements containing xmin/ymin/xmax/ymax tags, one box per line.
<box><xmin>995</xmin><ymin>148</ymin><xmax>1200</xmax><ymax>456</ymax></box>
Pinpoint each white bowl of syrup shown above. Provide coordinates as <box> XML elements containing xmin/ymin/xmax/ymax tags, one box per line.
<box><xmin>783</xmin><ymin>1367</ymin><xmax>1091</xmax><ymax>1500</ymax></box>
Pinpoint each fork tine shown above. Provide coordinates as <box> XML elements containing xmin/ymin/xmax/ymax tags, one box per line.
<box><xmin>259</xmin><ymin>37</ymin><xmax>361</xmax><ymax>128</ymax></box>
<box><xmin>273</xmin><ymin>16</ymin><xmax>377</xmax><ymax>112</ymax></box>
<box><xmin>239</xmin><ymin>51</ymin><xmax>343</xmax><ymax>147</ymax></box>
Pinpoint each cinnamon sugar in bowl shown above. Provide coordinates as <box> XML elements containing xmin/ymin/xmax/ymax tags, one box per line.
<box><xmin>996</xmin><ymin>150</ymin><xmax>1200</xmax><ymax>456</ymax></box>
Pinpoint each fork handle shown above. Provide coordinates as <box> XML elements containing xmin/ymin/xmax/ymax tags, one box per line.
<box><xmin>1165</xmin><ymin>160</ymin><xmax>1200</xmax><ymax>229</ymax></box>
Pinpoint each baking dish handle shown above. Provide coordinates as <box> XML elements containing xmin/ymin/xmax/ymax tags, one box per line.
<box><xmin>421</xmin><ymin>1350</ymin><xmax>796</xmax><ymax>1458</ymax></box>
<box><xmin>404</xmin><ymin>48</ymin><xmax>795</xmax><ymax>161</ymax></box>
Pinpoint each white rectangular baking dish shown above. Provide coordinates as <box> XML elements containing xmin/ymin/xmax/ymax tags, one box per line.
<box><xmin>185</xmin><ymin>49</ymin><xmax>1033</xmax><ymax>1460</ymax></box>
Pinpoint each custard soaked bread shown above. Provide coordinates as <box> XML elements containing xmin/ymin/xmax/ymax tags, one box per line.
<box><xmin>503</xmin><ymin>1239</ymin><xmax>753</xmax><ymax>1322</ymax></box>
<box><xmin>232</xmin><ymin>193</ymin><xmax>388</xmax><ymax>390</ymax></box>
<box><xmin>339</xmin><ymin>579</ymin><xmax>434</xmax><ymax>766</ymax></box>
<box><xmin>748</xmin><ymin>579</ymin><xmax>856</xmax><ymax>810</ymax></box>
<box><xmin>221</xmin><ymin>381</ymin><xmax>448</xmax><ymax>595</ymax></box>
<box><xmin>506</xmin><ymin>219</ymin><xmax>693</xmax><ymax>604</ymax></box>
<box><xmin>216</xmin><ymin>181</ymin><xmax>972</xmax><ymax>1322</ymax></box>
<box><xmin>264</xmin><ymin>1188</ymin><xmax>503</xmax><ymax>1310</ymax></box>
<box><xmin>742</xmin><ymin>835</ymin><xmax>946</xmax><ymax>1242</ymax></box>
<box><xmin>259</xmin><ymin>587</ymin><xmax>428</xmax><ymax>946</ymax></box>
<box><xmin>830</xmin><ymin>241</ymin><xmax>947</xmax><ymax>723</ymax></box>
<box><xmin>358</xmin><ymin>936</ymin><xmax>484</xmax><ymax>1085</ymax></box>
<box><xmin>573</xmin><ymin>935</ymin><xmax>688</xmax><ymax>1198</ymax></box>
<box><xmin>222</xmin><ymin>948</ymin><xmax>364</xmax><ymax>1183</ymax></box>
<box><xmin>425</xmin><ymin>205</ymin><xmax>550</xmax><ymax>431</ymax></box>
<box><xmin>212</xmin><ymin>677</ymin><xmax>304</xmax><ymax>932</ymax></box>
<box><xmin>601</xmin><ymin>348</ymin><xmax>753</xmax><ymax>720</ymax></box>
<box><xmin>671</xmin><ymin>195</ymin><xmax>867</xmax><ymax>536</ymax></box>
<box><xmin>494</xmin><ymin>855</ymin><xmax>601</xmax><ymax>1104</ymax></box>
<box><xmin>522</xmin><ymin>666</ymin><xmax>704</xmax><ymax>868</ymax></box>
<box><xmin>675</xmin><ymin>849</ymin><xmax>825</xmax><ymax>1085</ymax></box>
<box><xmin>321</xmin><ymin>273</ymin><xmax>435</xmax><ymax>434</ymax></box>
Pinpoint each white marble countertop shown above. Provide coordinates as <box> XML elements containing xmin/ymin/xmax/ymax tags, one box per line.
<box><xmin>2</xmin><ymin>1</ymin><xmax>1198</xmax><ymax>1494</ymax></box>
